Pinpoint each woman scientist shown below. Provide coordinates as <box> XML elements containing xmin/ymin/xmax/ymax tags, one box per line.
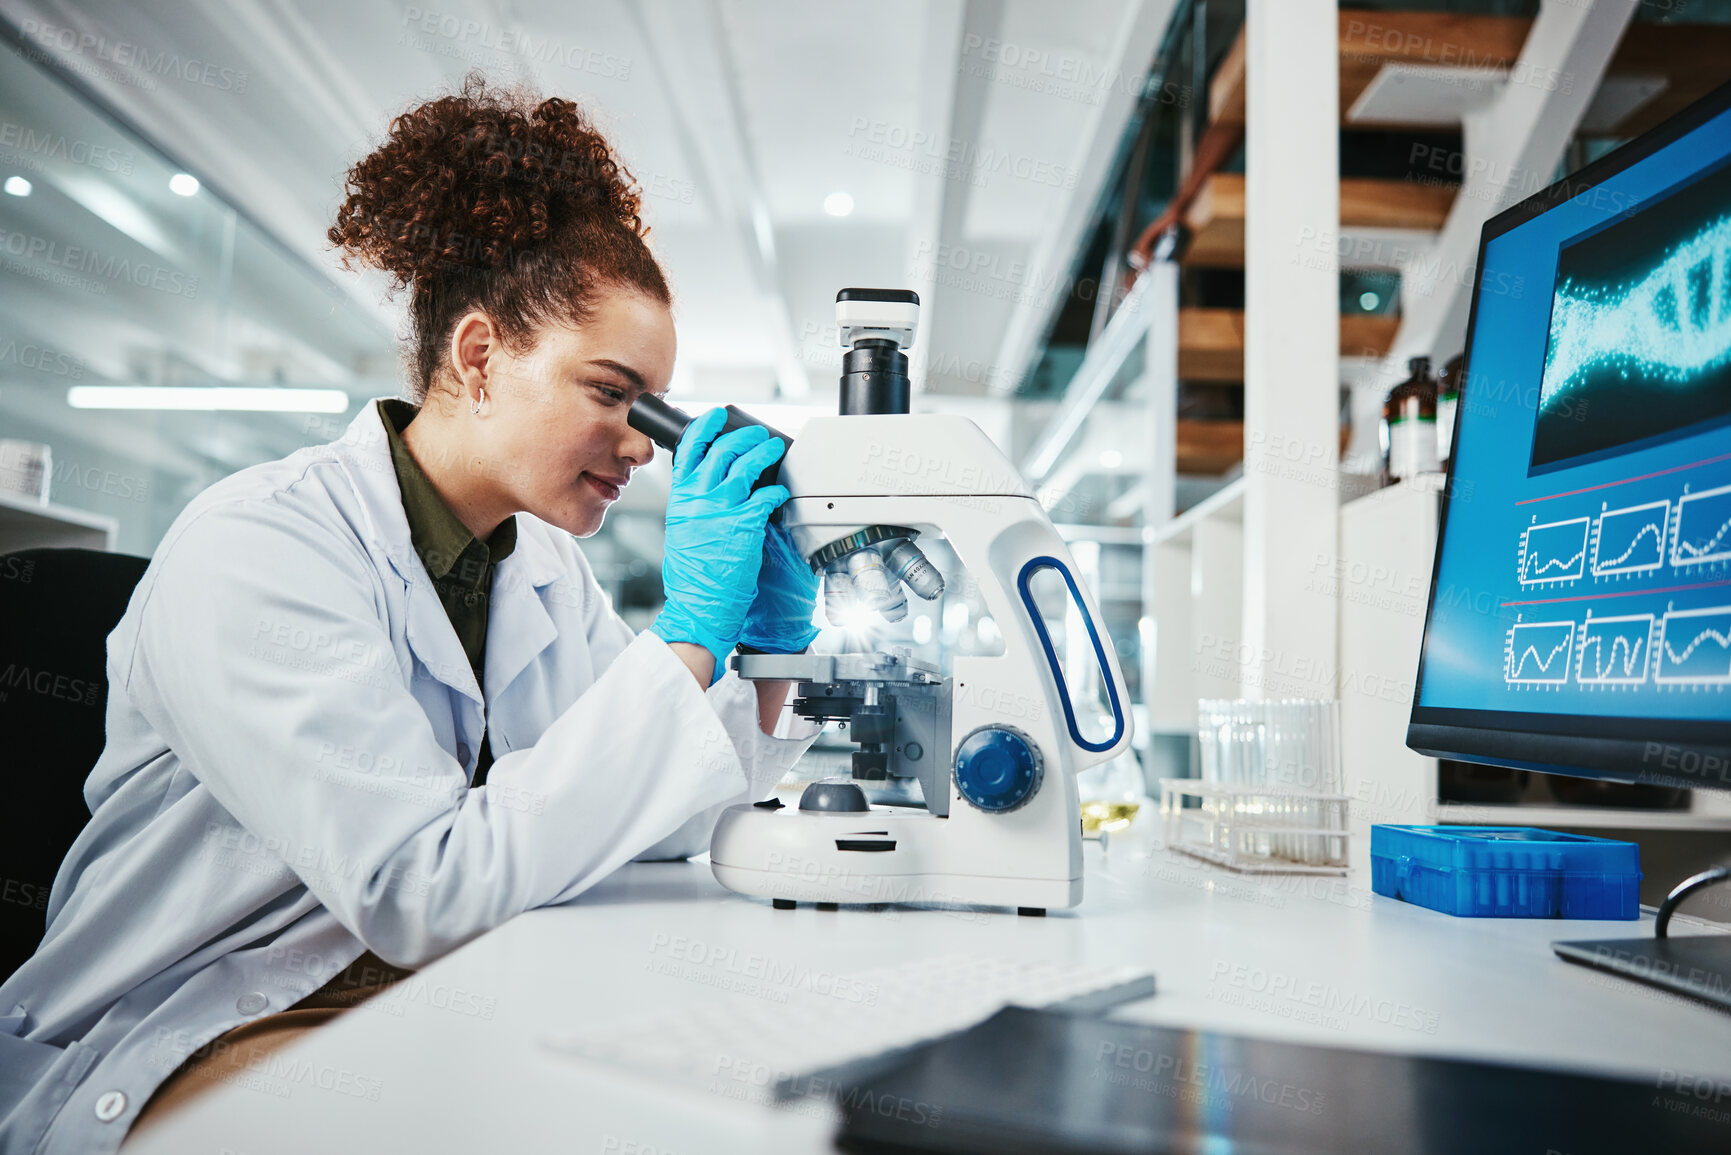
<box><xmin>0</xmin><ymin>78</ymin><xmax>822</xmax><ymax>1154</ymax></box>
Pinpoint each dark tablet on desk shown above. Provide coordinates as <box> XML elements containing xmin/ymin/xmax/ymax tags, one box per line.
<box><xmin>1553</xmin><ymin>934</ymin><xmax>1731</xmax><ymax>1013</ymax></box>
<box><xmin>834</xmin><ymin>1006</ymin><xmax>1725</xmax><ymax>1154</ymax></box>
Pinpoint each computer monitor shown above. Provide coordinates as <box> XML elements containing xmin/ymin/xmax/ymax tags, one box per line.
<box><xmin>1408</xmin><ymin>80</ymin><xmax>1731</xmax><ymax>801</ymax></box>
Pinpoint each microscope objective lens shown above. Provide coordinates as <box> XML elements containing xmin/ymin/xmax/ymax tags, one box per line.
<box><xmin>845</xmin><ymin>547</ymin><xmax>895</xmax><ymax>608</ymax></box>
<box><xmin>883</xmin><ymin>540</ymin><xmax>945</xmax><ymax>601</ymax></box>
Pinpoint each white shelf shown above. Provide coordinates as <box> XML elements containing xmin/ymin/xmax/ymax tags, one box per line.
<box><xmin>1435</xmin><ymin>803</ymin><xmax>1731</xmax><ymax>832</ymax></box>
<box><xmin>1338</xmin><ymin>470</ymin><xmax>1446</xmax><ymax>513</ymax></box>
<box><xmin>0</xmin><ymin>488</ymin><xmax>118</xmax><ymax>552</ymax></box>
<box><xmin>1144</xmin><ymin>476</ymin><xmax>1244</xmax><ymax>549</ymax></box>
<box><xmin>1052</xmin><ymin>523</ymin><xmax>1146</xmax><ymax>546</ymax></box>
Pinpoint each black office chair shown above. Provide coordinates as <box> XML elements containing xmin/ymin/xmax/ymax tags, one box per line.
<box><xmin>0</xmin><ymin>547</ymin><xmax>149</xmax><ymax>981</ymax></box>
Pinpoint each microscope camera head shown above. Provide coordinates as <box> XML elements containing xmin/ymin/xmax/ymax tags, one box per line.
<box><xmin>835</xmin><ymin>288</ymin><xmax>919</xmax><ymax>352</ymax></box>
<box><xmin>834</xmin><ymin>289</ymin><xmax>919</xmax><ymax>419</ymax></box>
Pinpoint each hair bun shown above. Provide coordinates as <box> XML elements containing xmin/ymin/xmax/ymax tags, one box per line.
<box><xmin>329</xmin><ymin>74</ymin><xmax>645</xmax><ymax>286</ymax></box>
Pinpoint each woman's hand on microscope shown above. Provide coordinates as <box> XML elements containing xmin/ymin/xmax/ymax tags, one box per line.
<box><xmin>740</xmin><ymin>522</ymin><xmax>820</xmax><ymax>655</ymax></box>
<box><xmin>650</xmin><ymin>407</ymin><xmax>790</xmax><ymax>685</ymax></box>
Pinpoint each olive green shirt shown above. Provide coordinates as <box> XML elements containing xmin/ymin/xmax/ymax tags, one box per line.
<box><xmin>377</xmin><ymin>399</ymin><xmax>517</xmax><ymax>784</ymax></box>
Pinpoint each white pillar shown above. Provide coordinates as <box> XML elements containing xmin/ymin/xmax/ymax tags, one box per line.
<box><xmin>1242</xmin><ymin>0</ymin><xmax>1339</xmax><ymax>700</ymax></box>
<box><xmin>1143</xmin><ymin>259</ymin><xmax>1180</xmax><ymax>532</ymax></box>
<box><xmin>1140</xmin><ymin>257</ymin><xmax>1179</xmax><ymax>725</ymax></box>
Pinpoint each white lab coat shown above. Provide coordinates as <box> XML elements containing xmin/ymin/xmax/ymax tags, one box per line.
<box><xmin>0</xmin><ymin>400</ymin><xmax>816</xmax><ymax>1155</ymax></box>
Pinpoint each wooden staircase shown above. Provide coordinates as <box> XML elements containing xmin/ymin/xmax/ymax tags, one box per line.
<box><xmin>1135</xmin><ymin>9</ymin><xmax>1731</xmax><ymax>477</ymax></box>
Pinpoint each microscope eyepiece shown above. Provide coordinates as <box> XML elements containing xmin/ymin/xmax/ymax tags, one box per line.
<box><xmin>625</xmin><ymin>392</ymin><xmax>693</xmax><ymax>452</ymax></box>
<box><xmin>626</xmin><ymin>394</ymin><xmax>793</xmax><ymax>490</ymax></box>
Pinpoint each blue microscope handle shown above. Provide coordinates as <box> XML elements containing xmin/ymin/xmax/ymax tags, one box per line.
<box><xmin>1016</xmin><ymin>555</ymin><xmax>1128</xmax><ymax>755</ymax></box>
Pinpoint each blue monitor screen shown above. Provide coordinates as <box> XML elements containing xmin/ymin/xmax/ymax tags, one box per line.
<box><xmin>1414</xmin><ymin>98</ymin><xmax>1731</xmax><ymax>737</ymax></box>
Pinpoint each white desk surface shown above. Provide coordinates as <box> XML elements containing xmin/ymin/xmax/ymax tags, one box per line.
<box><xmin>127</xmin><ymin>833</ymin><xmax>1731</xmax><ymax>1154</ymax></box>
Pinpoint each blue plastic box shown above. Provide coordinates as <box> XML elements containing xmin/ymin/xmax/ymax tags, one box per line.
<box><xmin>1369</xmin><ymin>825</ymin><xmax>1641</xmax><ymax>919</ymax></box>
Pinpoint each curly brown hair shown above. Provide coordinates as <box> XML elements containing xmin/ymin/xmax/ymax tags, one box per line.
<box><xmin>329</xmin><ymin>75</ymin><xmax>670</xmax><ymax>402</ymax></box>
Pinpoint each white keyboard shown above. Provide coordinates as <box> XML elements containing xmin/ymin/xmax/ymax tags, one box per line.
<box><xmin>544</xmin><ymin>954</ymin><xmax>1155</xmax><ymax>1100</ymax></box>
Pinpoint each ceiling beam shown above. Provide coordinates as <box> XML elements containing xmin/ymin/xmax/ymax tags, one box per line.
<box><xmin>1346</xmin><ymin>0</ymin><xmax>1637</xmax><ymax>471</ymax></box>
<box><xmin>903</xmin><ymin>0</ymin><xmax>973</xmax><ymax>394</ymax></box>
<box><xmin>1388</xmin><ymin>0</ymin><xmax>1637</xmax><ymax>370</ymax></box>
<box><xmin>988</xmin><ymin>0</ymin><xmax>1177</xmax><ymax>394</ymax></box>
<box><xmin>627</xmin><ymin>0</ymin><xmax>810</xmax><ymax>398</ymax></box>
<box><xmin>1020</xmin><ymin>271</ymin><xmax>1159</xmax><ymax>482</ymax></box>
<box><xmin>1211</xmin><ymin>11</ymin><xmax>1731</xmax><ymax>137</ymax></box>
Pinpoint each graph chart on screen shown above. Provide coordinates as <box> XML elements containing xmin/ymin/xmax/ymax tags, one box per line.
<box><xmin>1592</xmin><ymin>500</ymin><xmax>1669</xmax><ymax>578</ymax></box>
<box><xmin>1576</xmin><ymin>614</ymin><xmax>1655</xmax><ymax>686</ymax></box>
<box><xmin>1672</xmin><ymin>483</ymin><xmax>1731</xmax><ymax>568</ymax></box>
<box><xmin>1506</xmin><ymin>620</ymin><xmax>1576</xmax><ymax>685</ymax></box>
<box><xmin>1656</xmin><ymin>605</ymin><xmax>1731</xmax><ymax>685</ymax></box>
<box><xmin>1518</xmin><ymin>518</ymin><xmax>1590</xmax><ymax>586</ymax></box>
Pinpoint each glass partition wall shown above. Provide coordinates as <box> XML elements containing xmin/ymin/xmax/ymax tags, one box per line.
<box><xmin>0</xmin><ymin>33</ymin><xmax>674</xmax><ymax>620</ymax></box>
<box><xmin>0</xmin><ymin>33</ymin><xmax>397</xmax><ymax>555</ymax></box>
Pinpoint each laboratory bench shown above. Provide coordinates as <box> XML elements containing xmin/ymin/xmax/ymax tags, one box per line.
<box><xmin>124</xmin><ymin>832</ymin><xmax>1731</xmax><ymax>1154</ymax></box>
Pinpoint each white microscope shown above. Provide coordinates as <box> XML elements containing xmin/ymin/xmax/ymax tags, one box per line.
<box><xmin>628</xmin><ymin>289</ymin><xmax>1133</xmax><ymax>915</ymax></box>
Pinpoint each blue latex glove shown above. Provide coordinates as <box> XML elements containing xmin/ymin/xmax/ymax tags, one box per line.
<box><xmin>650</xmin><ymin>408</ymin><xmax>790</xmax><ymax>680</ymax></box>
<box><xmin>739</xmin><ymin>522</ymin><xmax>820</xmax><ymax>654</ymax></box>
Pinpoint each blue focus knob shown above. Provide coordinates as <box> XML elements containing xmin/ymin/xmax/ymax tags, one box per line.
<box><xmin>953</xmin><ymin>726</ymin><xmax>1043</xmax><ymax>814</ymax></box>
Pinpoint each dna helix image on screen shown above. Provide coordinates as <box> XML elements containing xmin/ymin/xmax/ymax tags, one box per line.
<box><xmin>1530</xmin><ymin>159</ymin><xmax>1731</xmax><ymax>471</ymax></box>
<box><xmin>1539</xmin><ymin>216</ymin><xmax>1731</xmax><ymax>406</ymax></box>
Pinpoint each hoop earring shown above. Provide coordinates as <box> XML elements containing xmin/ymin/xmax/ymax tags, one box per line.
<box><xmin>471</xmin><ymin>386</ymin><xmax>485</xmax><ymax>415</ymax></box>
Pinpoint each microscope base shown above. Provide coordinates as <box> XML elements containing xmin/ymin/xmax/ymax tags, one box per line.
<box><xmin>711</xmin><ymin>858</ymin><xmax>1083</xmax><ymax>913</ymax></box>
